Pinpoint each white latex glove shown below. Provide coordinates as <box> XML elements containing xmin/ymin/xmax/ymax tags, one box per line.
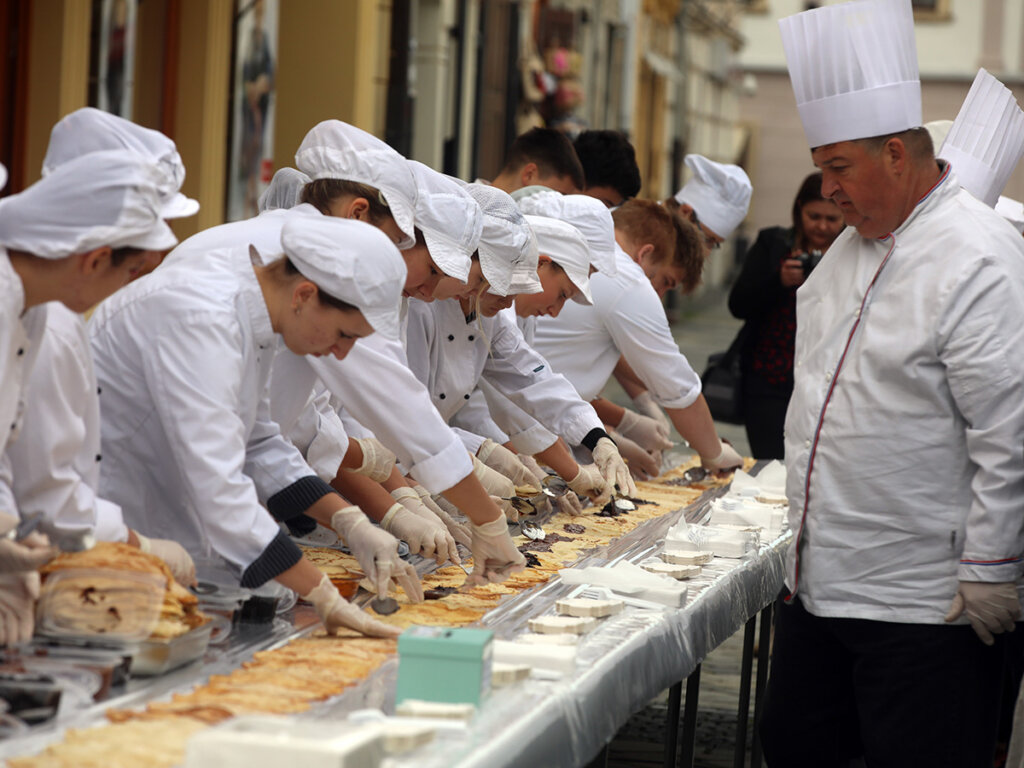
<box><xmin>477</xmin><ymin>440</ymin><xmax>540</xmax><ymax>491</ymax></box>
<box><xmin>617</xmin><ymin>408</ymin><xmax>673</xmax><ymax>454</ymax></box>
<box><xmin>415</xmin><ymin>486</ymin><xmax>472</xmax><ymax>550</ymax></box>
<box><xmin>555</xmin><ymin>490</ymin><xmax>584</xmax><ymax>517</ymax></box>
<box><xmin>382</xmin><ymin>499</ymin><xmax>459</xmax><ymax>566</ymax></box>
<box><xmin>945</xmin><ymin>581</ymin><xmax>1022</xmax><ymax>646</ymax></box>
<box><xmin>701</xmin><ymin>440</ymin><xmax>744</xmax><ymax>474</ymax></box>
<box><xmin>592</xmin><ymin>437</ymin><xmax>638</xmax><ymax>498</ymax></box>
<box><xmin>517</xmin><ymin>454</ymin><xmax>548</xmax><ymax>487</ymax></box>
<box><xmin>610</xmin><ymin>431</ymin><xmax>661</xmax><ymax>482</ymax></box>
<box><xmin>0</xmin><ymin>528</ymin><xmax>56</xmax><ymax>574</ymax></box>
<box><xmin>137</xmin><ymin>533</ymin><xmax>197</xmax><ymax>587</ymax></box>
<box><xmin>633</xmin><ymin>391</ymin><xmax>672</xmax><ymax>435</ymax></box>
<box><xmin>345</xmin><ymin>437</ymin><xmax>397</xmax><ymax>483</ymax></box>
<box><xmin>0</xmin><ymin>570</ymin><xmax>40</xmax><ymax>647</ymax></box>
<box><xmin>330</xmin><ymin>506</ymin><xmax>424</xmax><ymax>603</ymax></box>
<box><xmin>301</xmin><ymin>573</ymin><xmax>401</xmax><ymax>639</ymax></box>
<box><xmin>467</xmin><ymin>517</ymin><xmax>526</xmax><ymax>586</ymax></box>
<box><xmin>472</xmin><ymin>454</ymin><xmax>516</xmax><ymax>499</ymax></box>
<box><xmin>490</xmin><ymin>495</ymin><xmax>520</xmax><ymax>524</ymax></box>
<box><xmin>566</xmin><ymin>463</ymin><xmax>611</xmax><ymax>506</ymax></box>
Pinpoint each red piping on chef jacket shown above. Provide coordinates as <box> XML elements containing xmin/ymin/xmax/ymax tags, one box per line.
<box><xmin>788</xmin><ymin>164</ymin><xmax>952</xmax><ymax>602</ymax></box>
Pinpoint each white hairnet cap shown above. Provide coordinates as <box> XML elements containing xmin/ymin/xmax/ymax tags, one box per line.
<box><xmin>407</xmin><ymin>161</ymin><xmax>479</xmax><ymax>283</ymax></box>
<box><xmin>938</xmin><ymin>68</ymin><xmax>1024</xmax><ymax>208</ymax></box>
<box><xmin>295</xmin><ymin>120</ymin><xmax>417</xmax><ymax>250</ymax></box>
<box><xmin>273</xmin><ymin>212</ymin><xmax>407</xmax><ymax>342</ymax></box>
<box><xmin>259</xmin><ymin>168</ymin><xmax>311</xmax><ymax>212</ymax></box>
<box><xmin>0</xmin><ymin>149</ymin><xmax>178</xmax><ymax>259</ymax></box>
<box><xmin>518</xmin><ymin>190</ymin><xmax>616</xmax><ymax>277</ymax></box>
<box><xmin>779</xmin><ymin>0</ymin><xmax>921</xmax><ymax>148</ymax></box>
<box><xmin>461</xmin><ymin>182</ymin><xmax>539</xmax><ymax>296</ymax></box>
<box><xmin>42</xmin><ymin>107</ymin><xmax>199</xmax><ymax>219</ymax></box>
<box><xmin>524</xmin><ymin>214</ymin><xmax>592</xmax><ymax>305</ymax></box>
<box><xmin>996</xmin><ymin>195</ymin><xmax>1024</xmax><ymax>235</ymax></box>
<box><xmin>0</xmin><ymin>163</ymin><xmax>6</xmax><ymax>192</ymax></box>
<box><xmin>673</xmin><ymin>155</ymin><xmax>752</xmax><ymax>239</ymax></box>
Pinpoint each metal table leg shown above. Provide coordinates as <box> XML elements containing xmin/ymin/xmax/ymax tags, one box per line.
<box><xmin>750</xmin><ymin>603</ymin><xmax>773</xmax><ymax>768</ymax></box>
<box><xmin>663</xmin><ymin>681</ymin><xmax>683</xmax><ymax>768</ymax></box>
<box><xmin>733</xmin><ymin>615</ymin><xmax>758</xmax><ymax>768</ymax></box>
<box><xmin>679</xmin><ymin>664</ymin><xmax>701</xmax><ymax>768</ymax></box>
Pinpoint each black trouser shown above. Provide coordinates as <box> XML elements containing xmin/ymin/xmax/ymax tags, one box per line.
<box><xmin>741</xmin><ymin>386</ymin><xmax>790</xmax><ymax>460</ymax></box>
<box><xmin>760</xmin><ymin>592</ymin><xmax>1006</xmax><ymax>768</ymax></box>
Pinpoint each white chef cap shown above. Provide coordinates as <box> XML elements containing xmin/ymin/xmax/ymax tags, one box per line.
<box><xmin>406</xmin><ymin>161</ymin><xmax>479</xmax><ymax>283</ymax></box>
<box><xmin>673</xmin><ymin>155</ymin><xmax>752</xmax><ymax>240</ymax></box>
<box><xmin>295</xmin><ymin>120</ymin><xmax>417</xmax><ymax>250</ymax></box>
<box><xmin>42</xmin><ymin>107</ymin><xmax>199</xmax><ymax>219</ymax></box>
<box><xmin>779</xmin><ymin>0</ymin><xmax>921</xmax><ymax>149</ymax></box>
<box><xmin>459</xmin><ymin>182</ymin><xmax>540</xmax><ymax>297</ymax></box>
<box><xmin>259</xmin><ymin>168</ymin><xmax>311</xmax><ymax>212</ymax></box>
<box><xmin>0</xmin><ymin>149</ymin><xmax>178</xmax><ymax>259</ymax></box>
<box><xmin>524</xmin><ymin>214</ymin><xmax>592</xmax><ymax>305</ymax></box>
<box><xmin>924</xmin><ymin>120</ymin><xmax>953</xmax><ymax>154</ymax></box>
<box><xmin>271</xmin><ymin>212</ymin><xmax>406</xmax><ymax>342</ymax></box>
<box><xmin>0</xmin><ymin>163</ymin><xmax>6</xmax><ymax>192</ymax></box>
<box><xmin>996</xmin><ymin>196</ymin><xmax>1024</xmax><ymax>235</ymax></box>
<box><xmin>517</xmin><ymin>189</ymin><xmax>617</xmax><ymax>277</ymax></box>
<box><xmin>938</xmin><ymin>69</ymin><xmax>1024</xmax><ymax>208</ymax></box>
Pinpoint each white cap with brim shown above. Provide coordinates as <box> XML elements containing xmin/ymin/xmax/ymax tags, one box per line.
<box><xmin>0</xmin><ymin>149</ymin><xmax>177</xmax><ymax>258</ymax></box>
<box><xmin>673</xmin><ymin>155</ymin><xmax>752</xmax><ymax>240</ymax></box>
<box><xmin>460</xmin><ymin>182</ymin><xmax>539</xmax><ymax>296</ymax></box>
<box><xmin>42</xmin><ymin>107</ymin><xmax>199</xmax><ymax>219</ymax></box>
<box><xmin>407</xmin><ymin>161</ymin><xmax>479</xmax><ymax>283</ymax></box>
<box><xmin>295</xmin><ymin>120</ymin><xmax>417</xmax><ymax>251</ymax></box>
<box><xmin>938</xmin><ymin>68</ymin><xmax>1024</xmax><ymax>208</ymax></box>
<box><xmin>259</xmin><ymin>168</ymin><xmax>312</xmax><ymax>212</ymax></box>
<box><xmin>996</xmin><ymin>196</ymin><xmax>1024</xmax><ymax>234</ymax></box>
<box><xmin>779</xmin><ymin>0</ymin><xmax>921</xmax><ymax>149</ymax></box>
<box><xmin>271</xmin><ymin>212</ymin><xmax>407</xmax><ymax>342</ymax></box>
<box><xmin>524</xmin><ymin>214</ymin><xmax>592</xmax><ymax>306</ymax></box>
<box><xmin>518</xmin><ymin>190</ymin><xmax>617</xmax><ymax>277</ymax></box>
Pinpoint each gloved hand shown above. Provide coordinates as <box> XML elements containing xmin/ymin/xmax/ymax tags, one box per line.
<box><xmin>472</xmin><ymin>455</ymin><xmax>516</xmax><ymax>499</ymax></box>
<box><xmin>609</xmin><ymin>431</ymin><xmax>661</xmax><ymax>482</ymax></box>
<box><xmin>381</xmin><ymin>497</ymin><xmax>459</xmax><ymax>566</ymax></box>
<box><xmin>477</xmin><ymin>440</ymin><xmax>540</xmax><ymax>491</ymax></box>
<box><xmin>301</xmin><ymin>573</ymin><xmax>401</xmax><ymax>638</ymax></box>
<box><xmin>490</xmin><ymin>496</ymin><xmax>520</xmax><ymax>524</ymax></box>
<box><xmin>701</xmin><ymin>440</ymin><xmax>743</xmax><ymax>474</ymax></box>
<box><xmin>415</xmin><ymin>486</ymin><xmax>473</xmax><ymax>550</ymax></box>
<box><xmin>345</xmin><ymin>437</ymin><xmax>397</xmax><ymax>483</ymax></box>
<box><xmin>554</xmin><ymin>490</ymin><xmax>584</xmax><ymax>517</ymax></box>
<box><xmin>633</xmin><ymin>391</ymin><xmax>672</xmax><ymax>435</ymax></box>
<box><xmin>945</xmin><ymin>581</ymin><xmax>1021</xmax><ymax>646</ymax></box>
<box><xmin>592</xmin><ymin>437</ymin><xmax>638</xmax><ymax>498</ymax></box>
<box><xmin>467</xmin><ymin>517</ymin><xmax>526</xmax><ymax>586</ymax></box>
<box><xmin>617</xmin><ymin>408</ymin><xmax>673</xmax><ymax>454</ymax></box>
<box><xmin>0</xmin><ymin>520</ymin><xmax>56</xmax><ymax>574</ymax></box>
<box><xmin>566</xmin><ymin>463</ymin><xmax>611</xmax><ymax>506</ymax></box>
<box><xmin>137</xmin><ymin>533</ymin><xmax>197</xmax><ymax>587</ymax></box>
<box><xmin>517</xmin><ymin>454</ymin><xmax>548</xmax><ymax>487</ymax></box>
<box><xmin>0</xmin><ymin>570</ymin><xmax>40</xmax><ymax>647</ymax></box>
<box><xmin>330</xmin><ymin>506</ymin><xmax>424</xmax><ymax>603</ymax></box>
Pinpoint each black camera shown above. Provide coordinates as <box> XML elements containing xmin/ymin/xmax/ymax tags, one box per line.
<box><xmin>794</xmin><ymin>249</ymin><xmax>824</xmax><ymax>276</ymax></box>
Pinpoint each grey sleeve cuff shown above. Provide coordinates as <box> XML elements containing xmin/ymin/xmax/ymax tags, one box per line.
<box><xmin>266</xmin><ymin>475</ymin><xmax>337</xmax><ymax>521</ymax></box>
<box><xmin>240</xmin><ymin>530</ymin><xmax>303</xmax><ymax>588</ymax></box>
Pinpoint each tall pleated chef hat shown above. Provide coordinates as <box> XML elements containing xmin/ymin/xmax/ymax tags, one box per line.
<box><xmin>407</xmin><ymin>160</ymin><xmax>480</xmax><ymax>283</ymax></box>
<box><xmin>937</xmin><ymin>69</ymin><xmax>1024</xmax><ymax>208</ymax></box>
<box><xmin>456</xmin><ymin>182</ymin><xmax>540</xmax><ymax>296</ymax></box>
<box><xmin>42</xmin><ymin>107</ymin><xmax>199</xmax><ymax>219</ymax></box>
<box><xmin>517</xmin><ymin>189</ymin><xmax>617</xmax><ymax>277</ymax></box>
<box><xmin>996</xmin><ymin>196</ymin><xmax>1024</xmax><ymax>235</ymax></box>
<box><xmin>0</xmin><ymin>149</ymin><xmax>177</xmax><ymax>258</ymax></box>
<box><xmin>779</xmin><ymin>0</ymin><xmax>921</xmax><ymax>149</ymax></box>
<box><xmin>295</xmin><ymin>120</ymin><xmax>417</xmax><ymax>250</ymax></box>
<box><xmin>259</xmin><ymin>167</ymin><xmax>311</xmax><ymax>212</ymax></box>
<box><xmin>672</xmin><ymin>155</ymin><xmax>752</xmax><ymax>240</ymax></box>
<box><xmin>267</xmin><ymin>212</ymin><xmax>407</xmax><ymax>342</ymax></box>
<box><xmin>523</xmin><ymin>214</ymin><xmax>593</xmax><ymax>305</ymax></box>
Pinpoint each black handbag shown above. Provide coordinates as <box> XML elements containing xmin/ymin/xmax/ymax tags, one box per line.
<box><xmin>700</xmin><ymin>325</ymin><xmax>748</xmax><ymax>425</ymax></box>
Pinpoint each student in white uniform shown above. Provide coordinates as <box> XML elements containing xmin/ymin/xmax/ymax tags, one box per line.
<box><xmin>7</xmin><ymin>110</ymin><xmax>200</xmax><ymax>586</ymax></box>
<box><xmin>0</xmin><ymin>151</ymin><xmax>177</xmax><ymax>646</ymax></box>
<box><xmin>90</xmin><ymin>214</ymin><xmax>419</xmax><ymax>638</ymax></box>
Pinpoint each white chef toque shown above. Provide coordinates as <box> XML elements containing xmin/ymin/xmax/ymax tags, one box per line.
<box><xmin>406</xmin><ymin>160</ymin><xmax>480</xmax><ymax>283</ymax></box>
<box><xmin>996</xmin><ymin>196</ymin><xmax>1024</xmax><ymax>235</ymax></box>
<box><xmin>295</xmin><ymin>120</ymin><xmax>417</xmax><ymax>250</ymax></box>
<box><xmin>265</xmin><ymin>212</ymin><xmax>407</xmax><ymax>342</ymax></box>
<box><xmin>938</xmin><ymin>69</ymin><xmax>1024</xmax><ymax>208</ymax></box>
<box><xmin>779</xmin><ymin>0</ymin><xmax>921</xmax><ymax>149</ymax></box>
<box><xmin>259</xmin><ymin>168</ymin><xmax>311</xmax><ymax>212</ymax></box>
<box><xmin>0</xmin><ymin>149</ymin><xmax>178</xmax><ymax>258</ymax></box>
<box><xmin>460</xmin><ymin>182</ymin><xmax>540</xmax><ymax>296</ymax></box>
<box><xmin>672</xmin><ymin>155</ymin><xmax>752</xmax><ymax>240</ymax></box>
<box><xmin>42</xmin><ymin>107</ymin><xmax>199</xmax><ymax>219</ymax></box>
<box><xmin>523</xmin><ymin>214</ymin><xmax>593</xmax><ymax>305</ymax></box>
<box><xmin>517</xmin><ymin>190</ymin><xmax>617</xmax><ymax>277</ymax></box>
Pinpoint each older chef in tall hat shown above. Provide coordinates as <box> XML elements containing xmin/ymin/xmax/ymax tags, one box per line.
<box><xmin>761</xmin><ymin>1</ymin><xmax>1024</xmax><ymax>766</ymax></box>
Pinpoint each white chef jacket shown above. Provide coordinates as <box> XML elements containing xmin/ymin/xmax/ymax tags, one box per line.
<box><xmin>0</xmin><ymin>250</ymin><xmax>47</xmax><ymax>519</ymax></box>
<box><xmin>170</xmin><ymin>210</ymin><xmax>474</xmax><ymax>493</ymax></box>
<box><xmin>89</xmin><ymin>247</ymin><xmax>320</xmax><ymax>586</ymax></box>
<box><xmin>7</xmin><ymin>304</ymin><xmax>128</xmax><ymax>542</ymax></box>
<box><xmin>533</xmin><ymin>246</ymin><xmax>702</xmax><ymax>408</ymax></box>
<box><xmin>784</xmin><ymin>164</ymin><xmax>1024</xmax><ymax>624</ymax></box>
<box><xmin>405</xmin><ymin>299</ymin><xmax>602</xmax><ymax>446</ymax></box>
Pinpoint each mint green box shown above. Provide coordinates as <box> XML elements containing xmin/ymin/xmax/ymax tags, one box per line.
<box><xmin>396</xmin><ymin>626</ymin><xmax>493</xmax><ymax>706</ymax></box>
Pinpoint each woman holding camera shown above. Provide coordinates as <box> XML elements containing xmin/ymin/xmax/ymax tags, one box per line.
<box><xmin>727</xmin><ymin>172</ymin><xmax>843</xmax><ymax>459</ymax></box>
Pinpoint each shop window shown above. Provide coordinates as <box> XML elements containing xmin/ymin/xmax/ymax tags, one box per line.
<box><xmin>88</xmin><ymin>0</ymin><xmax>138</xmax><ymax>119</ymax></box>
<box><xmin>911</xmin><ymin>0</ymin><xmax>952</xmax><ymax>22</ymax></box>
